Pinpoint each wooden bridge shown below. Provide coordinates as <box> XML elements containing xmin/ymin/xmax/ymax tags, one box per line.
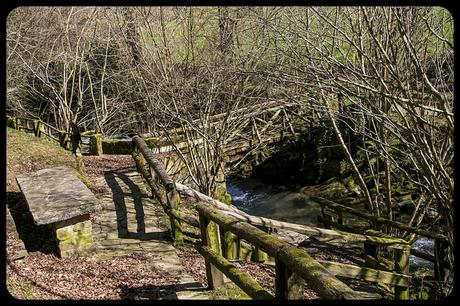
<box><xmin>7</xmin><ymin>105</ymin><xmax>449</xmax><ymax>300</ymax></box>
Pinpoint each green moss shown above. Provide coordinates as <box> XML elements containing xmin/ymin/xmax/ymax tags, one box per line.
<box><xmin>238</xmin><ymin>243</ymin><xmax>253</xmax><ymax>262</ymax></box>
<box><xmin>222</xmin><ymin>231</ymin><xmax>237</xmax><ymax>260</ymax></box>
<box><xmin>7</xmin><ymin>273</ymin><xmax>41</xmax><ymax>299</ymax></box>
<box><xmin>89</xmin><ymin>134</ymin><xmax>103</xmax><ymax>155</ymax></box>
<box><xmin>56</xmin><ymin>226</ymin><xmax>74</xmax><ymax>241</ymax></box>
<box><xmin>6</xmin><ymin>117</ymin><xmax>16</xmax><ymax>128</ymax></box>
<box><xmin>217</xmin><ymin>192</ymin><xmax>232</xmax><ymax>205</ymax></box>
<box><xmin>210</xmin><ymin>282</ymin><xmax>251</xmax><ymax>300</ymax></box>
<box><xmin>55</xmin><ymin>221</ymin><xmax>95</xmax><ymax>257</ymax></box>
<box><xmin>342</xmin><ymin>176</ymin><xmax>355</xmax><ymax>189</ymax></box>
<box><xmin>101</xmin><ymin>139</ymin><xmax>133</xmax><ymax>154</ymax></box>
<box><xmin>72</xmin><ymin>169</ymin><xmax>92</xmax><ymax>189</ymax></box>
<box><xmin>143</xmin><ymin>137</ymin><xmax>162</xmax><ymax>147</ymax></box>
<box><xmin>143</xmin><ymin>135</ymin><xmax>186</xmax><ymax>149</ymax></box>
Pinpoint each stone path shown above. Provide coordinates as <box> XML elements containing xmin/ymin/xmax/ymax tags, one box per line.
<box><xmin>90</xmin><ymin>169</ymin><xmax>210</xmax><ymax>300</ymax></box>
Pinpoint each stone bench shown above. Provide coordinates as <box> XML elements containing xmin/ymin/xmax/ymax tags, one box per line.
<box><xmin>16</xmin><ymin>166</ymin><xmax>102</xmax><ymax>257</ymax></box>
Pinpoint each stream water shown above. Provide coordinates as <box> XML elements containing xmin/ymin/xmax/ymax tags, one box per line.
<box><xmin>226</xmin><ymin>175</ymin><xmax>434</xmax><ymax>269</ymax></box>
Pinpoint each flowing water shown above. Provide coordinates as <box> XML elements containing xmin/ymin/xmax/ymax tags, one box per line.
<box><xmin>226</xmin><ymin>175</ymin><xmax>434</xmax><ymax>269</ymax></box>
<box><xmin>227</xmin><ymin>176</ymin><xmax>323</xmax><ymax>226</ymax></box>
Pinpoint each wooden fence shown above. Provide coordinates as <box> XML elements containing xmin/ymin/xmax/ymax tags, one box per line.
<box><xmin>131</xmin><ymin>135</ymin><xmax>412</xmax><ymax>300</ymax></box>
<box><xmin>7</xmin><ymin>102</ymin><xmax>304</xmax><ymax>159</ymax></box>
<box><xmin>314</xmin><ymin>196</ymin><xmax>450</xmax><ymax>282</ymax></box>
<box><xmin>7</xmin><ymin>116</ymin><xmax>72</xmax><ymax>150</ymax></box>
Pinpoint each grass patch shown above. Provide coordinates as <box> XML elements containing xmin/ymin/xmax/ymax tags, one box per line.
<box><xmin>6</xmin><ymin>127</ymin><xmax>90</xmax><ymax>192</ymax></box>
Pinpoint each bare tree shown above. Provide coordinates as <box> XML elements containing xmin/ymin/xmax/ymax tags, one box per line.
<box><xmin>251</xmin><ymin>6</ymin><xmax>453</xmax><ymax>291</ymax></box>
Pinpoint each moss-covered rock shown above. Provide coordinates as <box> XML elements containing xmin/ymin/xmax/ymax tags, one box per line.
<box><xmin>299</xmin><ymin>180</ymin><xmax>349</xmax><ymax>198</ymax></box>
<box><xmin>55</xmin><ymin>219</ymin><xmax>95</xmax><ymax>257</ymax></box>
<box><xmin>101</xmin><ymin>139</ymin><xmax>133</xmax><ymax>154</ymax></box>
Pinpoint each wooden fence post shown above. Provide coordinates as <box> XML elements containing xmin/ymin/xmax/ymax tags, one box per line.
<box><xmin>166</xmin><ymin>187</ymin><xmax>184</xmax><ymax>246</ymax></box>
<box><xmin>275</xmin><ymin>258</ymin><xmax>304</xmax><ymax>299</ymax></box>
<box><xmin>199</xmin><ymin>211</ymin><xmax>224</xmax><ymax>290</ymax></box>
<box><xmin>336</xmin><ymin>207</ymin><xmax>343</xmax><ymax>226</ymax></box>
<box><xmin>89</xmin><ymin>134</ymin><xmax>103</xmax><ymax>156</ymax></box>
<box><xmin>58</xmin><ymin>131</ymin><xmax>68</xmax><ymax>149</ymax></box>
<box><xmin>320</xmin><ymin>207</ymin><xmax>332</xmax><ymax>229</ymax></box>
<box><xmin>222</xmin><ymin>230</ymin><xmax>238</xmax><ymax>260</ymax></box>
<box><xmin>394</xmin><ymin>245</ymin><xmax>410</xmax><ymax>300</ymax></box>
<box><xmin>15</xmin><ymin>118</ymin><xmax>22</xmax><ymax>131</ymax></box>
<box><xmin>252</xmin><ymin>226</ymin><xmax>269</xmax><ymax>263</ymax></box>
<box><xmin>33</xmin><ymin>120</ymin><xmax>42</xmax><ymax>137</ymax></box>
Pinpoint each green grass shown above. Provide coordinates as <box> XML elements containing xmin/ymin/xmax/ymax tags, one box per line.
<box><xmin>6</xmin><ymin>127</ymin><xmax>90</xmax><ymax>192</ymax></box>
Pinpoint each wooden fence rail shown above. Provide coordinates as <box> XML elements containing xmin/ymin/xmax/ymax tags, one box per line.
<box><xmin>312</xmin><ymin>195</ymin><xmax>450</xmax><ymax>281</ymax></box>
<box><xmin>196</xmin><ymin>201</ymin><xmax>378</xmax><ymax>300</ymax></box>
<box><xmin>7</xmin><ymin>116</ymin><xmax>72</xmax><ymax>150</ymax></box>
<box><xmin>130</xmin><ymin>135</ymin><xmax>411</xmax><ymax>300</ymax></box>
<box><xmin>7</xmin><ymin>101</ymin><xmax>303</xmax><ymax>158</ymax></box>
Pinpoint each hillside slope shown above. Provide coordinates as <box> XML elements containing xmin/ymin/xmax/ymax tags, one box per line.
<box><xmin>6</xmin><ymin>127</ymin><xmax>89</xmax><ymax>192</ymax></box>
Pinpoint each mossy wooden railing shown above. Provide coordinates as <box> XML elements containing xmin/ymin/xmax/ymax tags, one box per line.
<box><xmin>313</xmin><ymin>196</ymin><xmax>450</xmax><ymax>282</ymax></box>
<box><xmin>7</xmin><ymin>116</ymin><xmax>72</xmax><ymax>150</ymax></box>
<box><xmin>131</xmin><ymin>135</ymin><xmax>411</xmax><ymax>300</ymax></box>
<box><xmin>6</xmin><ymin>115</ymin><xmax>187</xmax><ymax>156</ymax></box>
<box><xmin>7</xmin><ymin>101</ymin><xmax>303</xmax><ymax>158</ymax></box>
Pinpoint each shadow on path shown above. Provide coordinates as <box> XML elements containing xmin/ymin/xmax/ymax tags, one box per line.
<box><xmin>7</xmin><ymin>192</ymin><xmax>60</xmax><ymax>256</ymax></box>
<box><xmin>103</xmin><ymin>171</ymin><xmax>170</xmax><ymax>242</ymax></box>
<box><xmin>119</xmin><ymin>281</ymin><xmax>205</xmax><ymax>300</ymax></box>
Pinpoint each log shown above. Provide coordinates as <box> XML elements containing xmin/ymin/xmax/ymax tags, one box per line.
<box><xmin>222</xmin><ymin>230</ymin><xmax>238</xmax><ymax>260</ymax></box>
<box><xmin>364</xmin><ymin>255</ymin><xmax>394</xmax><ymax>272</ymax></box>
<box><xmin>196</xmin><ymin>203</ymin><xmax>286</xmax><ymax>256</ymax></box>
<box><xmin>166</xmin><ymin>208</ymin><xmax>199</xmax><ymax>228</ymax></box>
<box><xmin>133</xmin><ymin>136</ymin><xmax>184</xmax><ymax>245</ymax></box>
<box><xmin>132</xmin><ymin>135</ymin><xmax>174</xmax><ymax>190</ymax></box>
<box><xmin>179</xmin><ymin>185</ymin><xmax>407</xmax><ymax>247</ymax></box>
<box><xmin>133</xmin><ymin>151</ymin><xmax>185</xmax><ymax>244</ymax></box>
<box><xmin>33</xmin><ymin>120</ymin><xmax>43</xmax><ymax>137</ymax></box>
<box><xmin>252</xmin><ymin>226</ymin><xmax>269</xmax><ymax>263</ymax></box>
<box><xmin>15</xmin><ymin>117</ymin><xmax>22</xmax><ymax>131</ymax></box>
<box><xmin>89</xmin><ymin>134</ymin><xmax>103</xmax><ymax>156</ymax></box>
<box><xmin>316</xmin><ymin>260</ymin><xmax>410</xmax><ymax>287</ymax></box>
<box><xmin>196</xmin><ymin>244</ymin><xmax>274</xmax><ymax>300</ymax></box>
<box><xmin>277</xmin><ymin>244</ymin><xmax>378</xmax><ymax>299</ymax></box>
<box><xmin>410</xmin><ymin>247</ymin><xmax>435</xmax><ymax>262</ymax></box>
<box><xmin>167</xmin><ymin>188</ymin><xmax>184</xmax><ymax>246</ymax></box>
<box><xmin>317</xmin><ymin>215</ymin><xmax>367</xmax><ymax>234</ymax></box>
<box><xmin>175</xmin><ymin>182</ymin><xmax>249</xmax><ymax>215</ymax></box>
